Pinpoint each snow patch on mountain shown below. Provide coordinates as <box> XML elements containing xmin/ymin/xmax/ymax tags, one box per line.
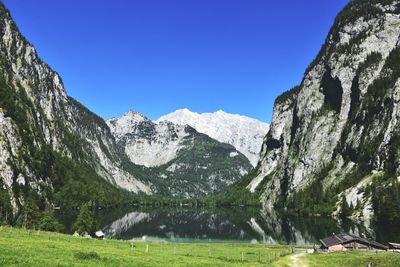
<box><xmin>156</xmin><ymin>109</ymin><xmax>269</xmax><ymax>166</ymax></box>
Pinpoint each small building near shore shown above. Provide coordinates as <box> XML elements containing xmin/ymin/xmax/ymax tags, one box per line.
<box><xmin>320</xmin><ymin>233</ymin><xmax>386</xmax><ymax>252</ymax></box>
<box><xmin>95</xmin><ymin>231</ymin><xmax>105</xmax><ymax>239</ymax></box>
<box><xmin>388</xmin><ymin>242</ymin><xmax>400</xmax><ymax>251</ymax></box>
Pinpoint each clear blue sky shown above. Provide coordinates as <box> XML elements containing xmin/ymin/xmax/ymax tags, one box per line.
<box><xmin>3</xmin><ymin>0</ymin><xmax>349</xmax><ymax>123</ymax></box>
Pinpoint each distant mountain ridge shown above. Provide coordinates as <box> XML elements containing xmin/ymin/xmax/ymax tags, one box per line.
<box><xmin>107</xmin><ymin>111</ymin><xmax>253</xmax><ymax>197</ymax></box>
<box><xmin>156</xmin><ymin>108</ymin><xmax>270</xmax><ymax>166</ymax></box>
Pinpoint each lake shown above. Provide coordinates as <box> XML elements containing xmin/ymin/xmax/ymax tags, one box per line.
<box><xmin>57</xmin><ymin>206</ymin><xmax>400</xmax><ymax>245</ymax></box>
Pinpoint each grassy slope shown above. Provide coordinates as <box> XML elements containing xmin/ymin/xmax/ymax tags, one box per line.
<box><xmin>301</xmin><ymin>251</ymin><xmax>400</xmax><ymax>267</ymax></box>
<box><xmin>273</xmin><ymin>250</ymin><xmax>400</xmax><ymax>267</ymax></box>
<box><xmin>2</xmin><ymin>227</ymin><xmax>400</xmax><ymax>266</ymax></box>
<box><xmin>0</xmin><ymin>227</ymin><xmax>291</xmax><ymax>267</ymax></box>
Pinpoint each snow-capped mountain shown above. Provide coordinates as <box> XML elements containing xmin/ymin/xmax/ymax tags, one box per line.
<box><xmin>156</xmin><ymin>109</ymin><xmax>270</xmax><ymax>167</ymax></box>
<box><xmin>107</xmin><ymin>112</ymin><xmax>253</xmax><ymax>196</ymax></box>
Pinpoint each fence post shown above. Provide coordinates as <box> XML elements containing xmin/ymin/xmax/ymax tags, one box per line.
<box><xmin>146</xmin><ymin>244</ymin><xmax>149</xmax><ymax>253</ymax></box>
<box><xmin>368</xmin><ymin>257</ymin><xmax>374</xmax><ymax>267</ymax></box>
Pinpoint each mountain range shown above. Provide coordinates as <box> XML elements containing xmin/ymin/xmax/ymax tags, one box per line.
<box><xmin>107</xmin><ymin>111</ymin><xmax>258</xmax><ymax>196</ymax></box>
<box><xmin>1</xmin><ymin>0</ymin><xmax>400</xmax><ymax>228</ymax></box>
<box><xmin>0</xmin><ymin>0</ymin><xmax>269</xmax><ymax>218</ymax></box>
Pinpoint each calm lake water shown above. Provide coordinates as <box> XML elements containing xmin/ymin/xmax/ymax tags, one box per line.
<box><xmin>58</xmin><ymin>207</ymin><xmax>400</xmax><ymax>245</ymax></box>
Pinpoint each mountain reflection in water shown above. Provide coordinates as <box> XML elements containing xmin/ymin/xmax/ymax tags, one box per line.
<box><xmin>98</xmin><ymin>207</ymin><xmax>398</xmax><ymax>244</ymax></box>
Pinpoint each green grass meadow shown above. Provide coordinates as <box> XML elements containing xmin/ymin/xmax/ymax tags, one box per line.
<box><xmin>301</xmin><ymin>251</ymin><xmax>400</xmax><ymax>267</ymax></box>
<box><xmin>1</xmin><ymin>226</ymin><xmax>400</xmax><ymax>266</ymax></box>
<box><xmin>0</xmin><ymin>226</ymin><xmax>291</xmax><ymax>266</ymax></box>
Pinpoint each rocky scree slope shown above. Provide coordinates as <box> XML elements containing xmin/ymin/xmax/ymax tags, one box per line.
<box><xmin>0</xmin><ymin>3</ymin><xmax>151</xmax><ymax>220</ymax></box>
<box><xmin>107</xmin><ymin>112</ymin><xmax>253</xmax><ymax>197</ymax></box>
<box><xmin>157</xmin><ymin>109</ymin><xmax>270</xmax><ymax>167</ymax></box>
<box><xmin>248</xmin><ymin>0</ymin><xmax>400</xmax><ymax>225</ymax></box>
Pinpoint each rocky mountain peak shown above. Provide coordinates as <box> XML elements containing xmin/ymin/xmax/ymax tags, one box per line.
<box><xmin>123</xmin><ymin>110</ymin><xmax>149</xmax><ymax>122</ymax></box>
<box><xmin>157</xmin><ymin>108</ymin><xmax>269</xmax><ymax>166</ymax></box>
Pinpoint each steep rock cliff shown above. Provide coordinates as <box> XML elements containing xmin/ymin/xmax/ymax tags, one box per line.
<box><xmin>250</xmin><ymin>0</ymin><xmax>400</xmax><ymax>223</ymax></box>
<box><xmin>0</xmin><ymin>4</ymin><xmax>150</xmax><ymax>219</ymax></box>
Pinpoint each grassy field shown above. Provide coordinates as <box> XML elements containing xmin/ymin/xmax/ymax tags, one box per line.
<box><xmin>0</xmin><ymin>226</ymin><xmax>292</xmax><ymax>266</ymax></box>
<box><xmin>273</xmin><ymin>250</ymin><xmax>400</xmax><ymax>267</ymax></box>
<box><xmin>2</xmin><ymin>227</ymin><xmax>399</xmax><ymax>266</ymax></box>
<box><xmin>300</xmin><ymin>251</ymin><xmax>400</xmax><ymax>267</ymax></box>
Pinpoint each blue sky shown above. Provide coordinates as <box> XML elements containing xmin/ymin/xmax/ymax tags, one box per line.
<box><xmin>3</xmin><ymin>0</ymin><xmax>349</xmax><ymax>123</ymax></box>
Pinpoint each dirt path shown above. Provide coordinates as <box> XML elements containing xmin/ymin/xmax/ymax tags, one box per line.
<box><xmin>290</xmin><ymin>252</ymin><xmax>307</xmax><ymax>267</ymax></box>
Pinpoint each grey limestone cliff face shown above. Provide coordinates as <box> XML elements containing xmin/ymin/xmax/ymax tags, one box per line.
<box><xmin>0</xmin><ymin>4</ymin><xmax>150</xmax><ymax>215</ymax></box>
<box><xmin>249</xmin><ymin>0</ymin><xmax>400</xmax><ymax>222</ymax></box>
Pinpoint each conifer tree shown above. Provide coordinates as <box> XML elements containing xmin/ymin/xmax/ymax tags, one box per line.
<box><xmin>39</xmin><ymin>208</ymin><xmax>63</xmax><ymax>232</ymax></box>
<box><xmin>73</xmin><ymin>202</ymin><xmax>97</xmax><ymax>235</ymax></box>
<box><xmin>340</xmin><ymin>196</ymin><xmax>352</xmax><ymax>219</ymax></box>
<box><xmin>20</xmin><ymin>197</ymin><xmax>40</xmax><ymax>229</ymax></box>
<box><xmin>0</xmin><ymin>186</ymin><xmax>12</xmax><ymax>225</ymax></box>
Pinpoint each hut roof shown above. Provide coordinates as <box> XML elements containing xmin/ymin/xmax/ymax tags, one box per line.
<box><xmin>320</xmin><ymin>233</ymin><xmax>386</xmax><ymax>250</ymax></box>
<box><xmin>389</xmin><ymin>242</ymin><xmax>400</xmax><ymax>249</ymax></box>
<box><xmin>95</xmin><ymin>231</ymin><xmax>105</xmax><ymax>238</ymax></box>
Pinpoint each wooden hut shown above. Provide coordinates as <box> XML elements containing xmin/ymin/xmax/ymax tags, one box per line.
<box><xmin>320</xmin><ymin>233</ymin><xmax>386</xmax><ymax>252</ymax></box>
<box><xmin>388</xmin><ymin>242</ymin><xmax>400</xmax><ymax>251</ymax></box>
